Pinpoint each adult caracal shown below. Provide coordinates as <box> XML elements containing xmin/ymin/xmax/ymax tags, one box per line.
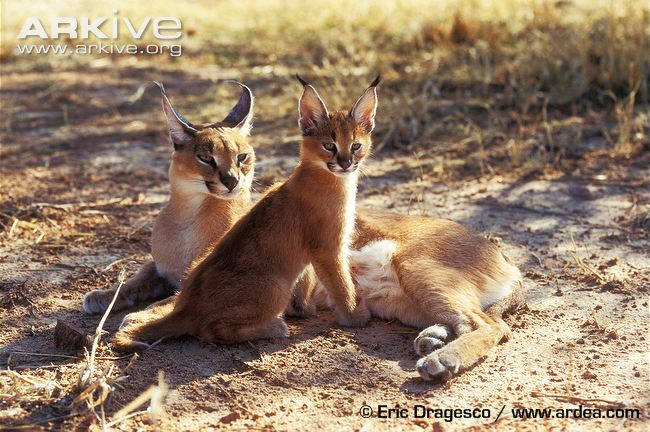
<box><xmin>82</xmin><ymin>82</ymin><xmax>257</xmax><ymax>314</ymax></box>
<box><xmin>113</xmin><ymin>77</ymin><xmax>380</xmax><ymax>349</ymax></box>
<box><xmin>316</xmin><ymin>213</ymin><xmax>524</xmax><ymax>381</ymax></box>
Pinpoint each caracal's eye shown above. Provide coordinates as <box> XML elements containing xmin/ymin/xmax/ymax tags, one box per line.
<box><xmin>323</xmin><ymin>142</ymin><xmax>336</xmax><ymax>153</ymax></box>
<box><xmin>351</xmin><ymin>143</ymin><xmax>362</xmax><ymax>153</ymax></box>
<box><xmin>197</xmin><ymin>154</ymin><xmax>214</xmax><ymax>166</ymax></box>
<box><xmin>237</xmin><ymin>153</ymin><xmax>249</xmax><ymax>165</ymax></box>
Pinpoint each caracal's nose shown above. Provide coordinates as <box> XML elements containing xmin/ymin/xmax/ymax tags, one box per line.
<box><xmin>219</xmin><ymin>173</ymin><xmax>238</xmax><ymax>192</ymax></box>
<box><xmin>338</xmin><ymin>157</ymin><xmax>352</xmax><ymax>171</ymax></box>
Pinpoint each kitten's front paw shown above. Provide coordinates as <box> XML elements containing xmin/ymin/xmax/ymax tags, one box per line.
<box><xmin>82</xmin><ymin>290</ymin><xmax>113</xmax><ymax>315</ymax></box>
<box><xmin>336</xmin><ymin>301</ymin><xmax>370</xmax><ymax>328</ymax></box>
<box><xmin>414</xmin><ymin>324</ymin><xmax>450</xmax><ymax>356</ymax></box>
<box><xmin>416</xmin><ymin>347</ymin><xmax>461</xmax><ymax>382</ymax></box>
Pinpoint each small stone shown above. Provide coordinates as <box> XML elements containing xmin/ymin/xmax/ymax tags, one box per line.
<box><xmin>54</xmin><ymin>320</ymin><xmax>90</xmax><ymax>350</ymax></box>
<box><xmin>581</xmin><ymin>371</ymin><xmax>597</xmax><ymax>380</ymax></box>
<box><xmin>567</xmin><ymin>185</ymin><xmax>595</xmax><ymax>200</ymax></box>
<box><xmin>220</xmin><ymin>411</ymin><xmax>241</xmax><ymax>424</ymax></box>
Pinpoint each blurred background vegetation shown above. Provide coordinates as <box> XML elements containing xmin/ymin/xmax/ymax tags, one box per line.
<box><xmin>1</xmin><ymin>4</ymin><xmax>648</xmax><ymax>429</ymax></box>
<box><xmin>1</xmin><ymin>0</ymin><xmax>648</xmax><ymax>178</ymax></box>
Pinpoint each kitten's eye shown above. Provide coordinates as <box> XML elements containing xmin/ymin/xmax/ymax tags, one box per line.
<box><xmin>351</xmin><ymin>143</ymin><xmax>362</xmax><ymax>152</ymax></box>
<box><xmin>197</xmin><ymin>154</ymin><xmax>215</xmax><ymax>166</ymax></box>
<box><xmin>237</xmin><ymin>153</ymin><xmax>249</xmax><ymax>164</ymax></box>
<box><xmin>323</xmin><ymin>142</ymin><xmax>336</xmax><ymax>153</ymax></box>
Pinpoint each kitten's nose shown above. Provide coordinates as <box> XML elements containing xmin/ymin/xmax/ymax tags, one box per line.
<box><xmin>337</xmin><ymin>157</ymin><xmax>352</xmax><ymax>171</ymax></box>
<box><xmin>219</xmin><ymin>174</ymin><xmax>238</xmax><ymax>192</ymax></box>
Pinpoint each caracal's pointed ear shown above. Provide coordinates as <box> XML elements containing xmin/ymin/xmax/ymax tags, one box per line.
<box><xmin>220</xmin><ymin>81</ymin><xmax>254</xmax><ymax>136</ymax></box>
<box><xmin>296</xmin><ymin>74</ymin><xmax>329</xmax><ymax>135</ymax></box>
<box><xmin>350</xmin><ymin>75</ymin><xmax>380</xmax><ymax>134</ymax></box>
<box><xmin>155</xmin><ymin>81</ymin><xmax>198</xmax><ymax>149</ymax></box>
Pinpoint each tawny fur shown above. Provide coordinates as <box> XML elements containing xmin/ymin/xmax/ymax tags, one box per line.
<box><xmin>113</xmin><ymin>79</ymin><xmax>381</xmax><ymax>350</ymax></box>
<box><xmin>313</xmin><ymin>209</ymin><xmax>524</xmax><ymax>381</ymax></box>
<box><xmin>83</xmin><ymin>84</ymin><xmax>254</xmax><ymax>315</ymax></box>
<box><xmin>111</xmin><ymin>78</ymin><xmax>523</xmax><ymax>382</ymax></box>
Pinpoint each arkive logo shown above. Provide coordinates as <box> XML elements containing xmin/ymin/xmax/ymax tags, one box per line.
<box><xmin>17</xmin><ymin>10</ymin><xmax>182</xmax><ymax>40</ymax></box>
<box><xmin>15</xmin><ymin>10</ymin><xmax>183</xmax><ymax>57</ymax></box>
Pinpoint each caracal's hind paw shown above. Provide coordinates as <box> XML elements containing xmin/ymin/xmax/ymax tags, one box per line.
<box><xmin>414</xmin><ymin>324</ymin><xmax>451</xmax><ymax>356</ymax></box>
<box><xmin>416</xmin><ymin>347</ymin><xmax>461</xmax><ymax>382</ymax></box>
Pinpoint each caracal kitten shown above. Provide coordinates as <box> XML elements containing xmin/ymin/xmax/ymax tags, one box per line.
<box><xmin>82</xmin><ymin>82</ymin><xmax>256</xmax><ymax>314</ymax></box>
<box><xmin>113</xmin><ymin>77</ymin><xmax>381</xmax><ymax>349</ymax></box>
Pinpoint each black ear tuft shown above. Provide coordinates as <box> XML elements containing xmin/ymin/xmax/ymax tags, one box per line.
<box><xmin>369</xmin><ymin>74</ymin><xmax>381</xmax><ymax>88</ymax></box>
<box><xmin>154</xmin><ymin>80</ymin><xmax>166</xmax><ymax>93</ymax></box>
<box><xmin>295</xmin><ymin>74</ymin><xmax>310</xmax><ymax>87</ymax></box>
<box><xmin>156</xmin><ymin>81</ymin><xmax>198</xmax><ymax>148</ymax></box>
<box><xmin>298</xmin><ymin>80</ymin><xmax>328</xmax><ymax>135</ymax></box>
<box><xmin>155</xmin><ymin>80</ymin><xmax>197</xmax><ymax>129</ymax></box>
<box><xmin>349</xmin><ymin>78</ymin><xmax>379</xmax><ymax>134</ymax></box>
<box><xmin>219</xmin><ymin>80</ymin><xmax>254</xmax><ymax>136</ymax></box>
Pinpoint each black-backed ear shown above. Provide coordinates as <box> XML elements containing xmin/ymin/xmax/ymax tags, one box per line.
<box><xmin>350</xmin><ymin>75</ymin><xmax>380</xmax><ymax>134</ymax></box>
<box><xmin>155</xmin><ymin>81</ymin><xmax>198</xmax><ymax>149</ymax></box>
<box><xmin>296</xmin><ymin>75</ymin><xmax>329</xmax><ymax>135</ymax></box>
<box><xmin>219</xmin><ymin>81</ymin><xmax>254</xmax><ymax>136</ymax></box>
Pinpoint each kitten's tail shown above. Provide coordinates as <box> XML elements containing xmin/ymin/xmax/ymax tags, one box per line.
<box><xmin>112</xmin><ymin>300</ymin><xmax>189</xmax><ymax>352</ymax></box>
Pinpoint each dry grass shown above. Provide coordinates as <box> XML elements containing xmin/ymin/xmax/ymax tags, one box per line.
<box><xmin>0</xmin><ymin>268</ymin><xmax>169</xmax><ymax>430</ymax></box>
<box><xmin>1</xmin><ymin>0</ymin><xmax>648</xmax><ymax>176</ymax></box>
<box><xmin>0</xmin><ymin>1</ymin><xmax>648</xmax><ymax>430</ymax></box>
<box><xmin>2</xmin><ymin>0</ymin><xmax>647</xmax><ymax>97</ymax></box>
<box><xmin>566</xmin><ymin>232</ymin><xmax>606</xmax><ymax>284</ymax></box>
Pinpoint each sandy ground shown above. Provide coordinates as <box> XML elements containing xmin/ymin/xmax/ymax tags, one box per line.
<box><xmin>1</xmin><ymin>61</ymin><xmax>649</xmax><ymax>431</ymax></box>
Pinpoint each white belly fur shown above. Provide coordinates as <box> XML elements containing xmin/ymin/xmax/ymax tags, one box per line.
<box><xmin>314</xmin><ymin>240</ymin><xmax>519</xmax><ymax>329</ymax></box>
<box><xmin>314</xmin><ymin>240</ymin><xmax>432</xmax><ymax>328</ymax></box>
<box><xmin>479</xmin><ymin>254</ymin><xmax>521</xmax><ymax>310</ymax></box>
<box><xmin>350</xmin><ymin>240</ymin><xmax>433</xmax><ymax>328</ymax></box>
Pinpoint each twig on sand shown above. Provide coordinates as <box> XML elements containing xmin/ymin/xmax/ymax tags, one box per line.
<box><xmin>73</xmin><ymin>268</ymin><xmax>128</xmax><ymax>427</ymax></box>
<box><xmin>80</xmin><ymin>268</ymin><xmax>126</xmax><ymax>386</ymax></box>
<box><xmin>0</xmin><ymin>369</ymin><xmax>64</xmax><ymax>390</ymax></box>
<box><xmin>5</xmin><ymin>351</ymin><xmax>133</xmax><ymax>371</ymax></box>
<box><xmin>0</xmin><ymin>369</ymin><xmax>63</xmax><ymax>404</ymax></box>
<box><xmin>0</xmin><ymin>413</ymin><xmax>81</xmax><ymax>430</ymax></box>
<box><xmin>567</xmin><ymin>233</ymin><xmax>606</xmax><ymax>283</ymax></box>
<box><xmin>101</xmin><ymin>258</ymin><xmax>131</xmax><ymax>274</ymax></box>
<box><xmin>11</xmin><ymin>351</ymin><xmax>79</xmax><ymax>360</ymax></box>
<box><xmin>531</xmin><ymin>391</ymin><xmax>625</xmax><ymax>408</ymax></box>
<box><xmin>108</xmin><ymin>370</ymin><xmax>168</xmax><ymax>428</ymax></box>
<box><xmin>71</xmin><ymin>267</ymin><xmax>170</xmax><ymax>429</ymax></box>
<box><xmin>12</xmin><ymin>364</ymin><xmax>63</xmax><ymax>370</ymax></box>
<box><xmin>475</xmin><ymin>197</ymin><xmax>576</xmax><ymax>219</ymax></box>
